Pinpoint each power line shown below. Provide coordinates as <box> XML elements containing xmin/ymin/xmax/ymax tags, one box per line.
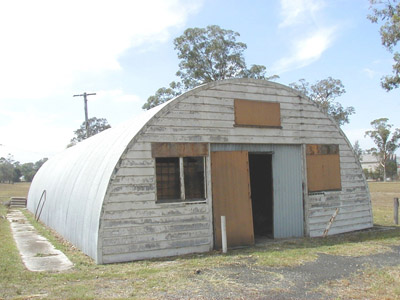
<box><xmin>73</xmin><ymin>92</ymin><xmax>96</xmax><ymax>138</ymax></box>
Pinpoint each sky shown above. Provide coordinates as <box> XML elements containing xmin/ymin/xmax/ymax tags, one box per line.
<box><xmin>1</xmin><ymin>0</ymin><xmax>399</xmax><ymax>163</ymax></box>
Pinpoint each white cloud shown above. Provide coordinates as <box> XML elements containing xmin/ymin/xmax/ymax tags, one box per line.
<box><xmin>273</xmin><ymin>0</ymin><xmax>338</xmax><ymax>74</ymax></box>
<box><xmin>272</xmin><ymin>27</ymin><xmax>336</xmax><ymax>73</ymax></box>
<box><xmin>0</xmin><ymin>0</ymin><xmax>202</xmax><ymax>100</ymax></box>
<box><xmin>363</xmin><ymin>68</ymin><xmax>377</xmax><ymax>79</ymax></box>
<box><xmin>279</xmin><ymin>0</ymin><xmax>326</xmax><ymax>28</ymax></box>
<box><xmin>0</xmin><ymin>110</ymin><xmax>72</xmax><ymax>162</ymax></box>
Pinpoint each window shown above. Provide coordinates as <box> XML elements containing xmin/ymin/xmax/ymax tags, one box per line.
<box><xmin>156</xmin><ymin>157</ymin><xmax>180</xmax><ymax>200</ymax></box>
<box><xmin>234</xmin><ymin>99</ymin><xmax>281</xmax><ymax>127</ymax></box>
<box><xmin>184</xmin><ymin>157</ymin><xmax>205</xmax><ymax>199</ymax></box>
<box><xmin>306</xmin><ymin>144</ymin><xmax>341</xmax><ymax>193</ymax></box>
<box><xmin>152</xmin><ymin>143</ymin><xmax>208</xmax><ymax>202</ymax></box>
<box><xmin>155</xmin><ymin>156</ymin><xmax>206</xmax><ymax>202</ymax></box>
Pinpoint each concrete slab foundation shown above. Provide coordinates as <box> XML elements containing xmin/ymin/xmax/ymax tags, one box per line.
<box><xmin>7</xmin><ymin>209</ymin><xmax>73</xmax><ymax>272</ymax></box>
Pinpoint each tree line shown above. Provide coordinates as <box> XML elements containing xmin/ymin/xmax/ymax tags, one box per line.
<box><xmin>0</xmin><ymin>155</ymin><xmax>48</xmax><ymax>183</ymax></box>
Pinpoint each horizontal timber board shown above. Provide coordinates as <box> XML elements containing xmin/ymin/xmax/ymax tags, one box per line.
<box><xmin>102</xmin><ymin>214</ymin><xmax>209</xmax><ymax>228</ymax></box>
<box><xmin>124</xmin><ymin>150</ymin><xmax>152</xmax><ymax>159</ymax></box>
<box><xmin>103</xmin><ymin>205</ymin><xmax>209</xmax><ymax>220</ymax></box>
<box><xmin>119</xmin><ymin>159</ymin><xmax>154</xmax><ymax>168</ymax></box>
<box><xmin>102</xmin><ymin>244</ymin><xmax>211</xmax><ymax>264</ymax></box>
<box><xmin>109</xmin><ymin>184</ymin><xmax>155</xmax><ymax>194</ymax></box>
<box><xmin>174</xmin><ymin>102</ymin><xmax>234</xmax><ymax>113</ymax></box>
<box><xmin>309</xmin><ymin>209</ymin><xmax>372</xmax><ymax>225</ymax></box>
<box><xmin>137</xmin><ymin>134</ymin><xmax>348</xmax><ymax>145</ymax></box>
<box><xmin>145</xmin><ymin>126</ymin><xmax>343</xmax><ymax>139</ymax></box>
<box><xmin>309</xmin><ymin>222</ymin><xmax>372</xmax><ymax>237</ymax></box>
<box><xmin>102</xmin><ymin>229</ymin><xmax>210</xmax><ymax>246</ymax></box>
<box><xmin>203</xmin><ymin>86</ymin><xmax>296</xmax><ymax>98</ymax></box>
<box><xmin>164</xmin><ymin>110</ymin><xmax>234</xmax><ymax>121</ymax></box>
<box><xmin>112</xmin><ymin>175</ymin><xmax>154</xmax><ymax>185</ymax></box>
<box><xmin>308</xmin><ymin>203</ymin><xmax>371</xmax><ymax>216</ymax></box>
<box><xmin>102</xmin><ymin>237</ymin><xmax>211</xmax><ymax>255</ymax></box>
<box><xmin>116</xmin><ymin>167</ymin><xmax>155</xmax><ymax>176</ymax></box>
<box><xmin>102</xmin><ymin>222</ymin><xmax>210</xmax><ymax>238</ymax></box>
<box><xmin>211</xmin><ymin>83</ymin><xmax>302</xmax><ymax>96</ymax></box>
<box><xmin>309</xmin><ymin>217</ymin><xmax>372</xmax><ymax>231</ymax></box>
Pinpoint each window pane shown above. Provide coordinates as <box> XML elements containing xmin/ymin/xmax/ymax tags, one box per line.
<box><xmin>156</xmin><ymin>157</ymin><xmax>180</xmax><ymax>200</ymax></box>
<box><xmin>184</xmin><ymin>157</ymin><xmax>205</xmax><ymax>199</ymax></box>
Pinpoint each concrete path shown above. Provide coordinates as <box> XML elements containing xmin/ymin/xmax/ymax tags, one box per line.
<box><xmin>7</xmin><ymin>209</ymin><xmax>73</xmax><ymax>272</ymax></box>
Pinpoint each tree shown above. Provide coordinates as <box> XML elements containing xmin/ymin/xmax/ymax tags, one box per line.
<box><xmin>385</xmin><ymin>160</ymin><xmax>398</xmax><ymax>179</ymax></box>
<box><xmin>289</xmin><ymin>77</ymin><xmax>355</xmax><ymax>126</ymax></box>
<box><xmin>68</xmin><ymin>117</ymin><xmax>111</xmax><ymax>147</ymax></box>
<box><xmin>143</xmin><ymin>25</ymin><xmax>278</xmax><ymax>110</ymax></box>
<box><xmin>20</xmin><ymin>162</ymin><xmax>35</xmax><ymax>182</ymax></box>
<box><xmin>0</xmin><ymin>154</ymin><xmax>20</xmax><ymax>183</ymax></box>
<box><xmin>17</xmin><ymin>158</ymin><xmax>48</xmax><ymax>182</ymax></box>
<box><xmin>365</xmin><ymin>118</ymin><xmax>400</xmax><ymax>181</ymax></box>
<box><xmin>0</xmin><ymin>156</ymin><xmax>14</xmax><ymax>183</ymax></box>
<box><xmin>353</xmin><ymin>140</ymin><xmax>363</xmax><ymax>162</ymax></box>
<box><xmin>368</xmin><ymin>0</ymin><xmax>400</xmax><ymax>91</ymax></box>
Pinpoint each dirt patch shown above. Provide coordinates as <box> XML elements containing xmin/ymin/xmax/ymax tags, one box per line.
<box><xmin>146</xmin><ymin>245</ymin><xmax>400</xmax><ymax>299</ymax></box>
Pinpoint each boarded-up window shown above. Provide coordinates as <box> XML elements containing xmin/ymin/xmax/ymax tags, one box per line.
<box><xmin>306</xmin><ymin>144</ymin><xmax>341</xmax><ymax>192</ymax></box>
<box><xmin>234</xmin><ymin>99</ymin><xmax>281</xmax><ymax>127</ymax></box>
<box><xmin>184</xmin><ymin>157</ymin><xmax>205</xmax><ymax>199</ymax></box>
<box><xmin>156</xmin><ymin>157</ymin><xmax>180</xmax><ymax>200</ymax></box>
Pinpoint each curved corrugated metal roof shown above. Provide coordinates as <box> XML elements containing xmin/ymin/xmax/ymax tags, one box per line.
<box><xmin>27</xmin><ymin>101</ymin><xmax>169</xmax><ymax>261</ymax></box>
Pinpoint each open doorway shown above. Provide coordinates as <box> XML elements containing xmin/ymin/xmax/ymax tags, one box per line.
<box><xmin>249</xmin><ymin>153</ymin><xmax>273</xmax><ymax>238</ymax></box>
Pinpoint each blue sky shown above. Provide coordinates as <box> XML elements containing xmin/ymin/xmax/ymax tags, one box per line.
<box><xmin>0</xmin><ymin>0</ymin><xmax>399</xmax><ymax>163</ymax></box>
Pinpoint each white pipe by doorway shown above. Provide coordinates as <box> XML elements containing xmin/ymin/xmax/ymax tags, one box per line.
<box><xmin>221</xmin><ymin>215</ymin><xmax>227</xmax><ymax>253</ymax></box>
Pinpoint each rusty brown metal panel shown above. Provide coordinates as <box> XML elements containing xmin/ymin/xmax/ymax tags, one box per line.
<box><xmin>234</xmin><ymin>99</ymin><xmax>281</xmax><ymax>127</ymax></box>
<box><xmin>306</xmin><ymin>153</ymin><xmax>341</xmax><ymax>192</ymax></box>
<box><xmin>211</xmin><ymin>151</ymin><xmax>254</xmax><ymax>249</ymax></box>
<box><xmin>151</xmin><ymin>143</ymin><xmax>209</xmax><ymax>157</ymax></box>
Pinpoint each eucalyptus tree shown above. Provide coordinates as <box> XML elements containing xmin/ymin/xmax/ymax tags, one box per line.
<box><xmin>143</xmin><ymin>25</ymin><xmax>277</xmax><ymax>110</ymax></box>
<box><xmin>368</xmin><ymin>0</ymin><xmax>400</xmax><ymax>90</ymax></box>
<box><xmin>365</xmin><ymin>118</ymin><xmax>400</xmax><ymax>181</ymax></box>
<box><xmin>289</xmin><ymin>77</ymin><xmax>355</xmax><ymax>126</ymax></box>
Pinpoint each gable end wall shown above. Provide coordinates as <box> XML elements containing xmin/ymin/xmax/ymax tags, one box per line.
<box><xmin>98</xmin><ymin>79</ymin><xmax>372</xmax><ymax>263</ymax></box>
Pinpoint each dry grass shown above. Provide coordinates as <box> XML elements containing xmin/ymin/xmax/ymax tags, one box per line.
<box><xmin>320</xmin><ymin>266</ymin><xmax>400</xmax><ymax>300</ymax></box>
<box><xmin>0</xmin><ymin>182</ymin><xmax>30</xmax><ymax>204</ymax></box>
<box><xmin>369</xmin><ymin>181</ymin><xmax>400</xmax><ymax>226</ymax></box>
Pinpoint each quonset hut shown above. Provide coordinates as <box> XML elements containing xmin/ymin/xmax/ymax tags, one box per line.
<box><xmin>28</xmin><ymin>79</ymin><xmax>373</xmax><ymax>264</ymax></box>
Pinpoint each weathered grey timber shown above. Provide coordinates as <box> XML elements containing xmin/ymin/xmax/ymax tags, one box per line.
<box><xmin>27</xmin><ymin>79</ymin><xmax>373</xmax><ymax>264</ymax></box>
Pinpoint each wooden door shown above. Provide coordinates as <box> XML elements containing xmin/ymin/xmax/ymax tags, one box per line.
<box><xmin>211</xmin><ymin>151</ymin><xmax>254</xmax><ymax>249</ymax></box>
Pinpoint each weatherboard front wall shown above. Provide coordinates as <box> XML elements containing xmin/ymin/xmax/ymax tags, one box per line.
<box><xmin>97</xmin><ymin>80</ymin><xmax>372</xmax><ymax>263</ymax></box>
<box><xmin>28</xmin><ymin>79</ymin><xmax>372</xmax><ymax>264</ymax></box>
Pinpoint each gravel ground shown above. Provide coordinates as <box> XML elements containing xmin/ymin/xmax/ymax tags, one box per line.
<box><xmin>159</xmin><ymin>245</ymin><xmax>400</xmax><ymax>300</ymax></box>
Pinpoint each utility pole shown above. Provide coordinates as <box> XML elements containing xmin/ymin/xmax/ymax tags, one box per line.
<box><xmin>73</xmin><ymin>92</ymin><xmax>96</xmax><ymax>138</ymax></box>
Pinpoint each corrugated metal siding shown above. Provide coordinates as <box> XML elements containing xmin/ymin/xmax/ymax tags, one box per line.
<box><xmin>272</xmin><ymin>145</ymin><xmax>303</xmax><ymax>238</ymax></box>
<box><xmin>27</xmin><ymin>101</ymin><xmax>169</xmax><ymax>263</ymax></box>
<box><xmin>211</xmin><ymin>144</ymin><xmax>303</xmax><ymax>238</ymax></box>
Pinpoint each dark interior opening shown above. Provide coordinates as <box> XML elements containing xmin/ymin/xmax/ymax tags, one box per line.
<box><xmin>249</xmin><ymin>153</ymin><xmax>273</xmax><ymax>238</ymax></box>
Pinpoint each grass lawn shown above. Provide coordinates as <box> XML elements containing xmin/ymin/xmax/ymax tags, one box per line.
<box><xmin>0</xmin><ymin>181</ymin><xmax>399</xmax><ymax>299</ymax></box>
<box><xmin>369</xmin><ymin>181</ymin><xmax>400</xmax><ymax>226</ymax></box>
<box><xmin>0</xmin><ymin>182</ymin><xmax>30</xmax><ymax>204</ymax></box>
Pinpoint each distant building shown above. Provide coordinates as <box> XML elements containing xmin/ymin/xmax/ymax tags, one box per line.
<box><xmin>360</xmin><ymin>154</ymin><xmax>380</xmax><ymax>173</ymax></box>
<box><xmin>361</xmin><ymin>154</ymin><xmax>399</xmax><ymax>179</ymax></box>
